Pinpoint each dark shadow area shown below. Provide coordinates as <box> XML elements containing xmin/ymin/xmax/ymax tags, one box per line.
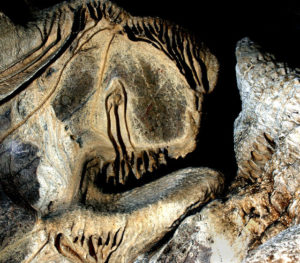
<box><xmin>0</xmin><ymin>0</ymin><xmax>32</xmax><ymax>24</ymax></box>
<box><xmin>112</xmin><ymin>0</ymin><xmax>300</xmax><ymax>185</ymax></box>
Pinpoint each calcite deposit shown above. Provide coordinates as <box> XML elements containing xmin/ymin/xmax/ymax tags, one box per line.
<box><xmin>0</xmin><ymin>0</ymin><xmax>222</xmax><ymax>262</ymax></box>
<box><xmin>1</xmin><ymin>0</ymin><xmax>299</xmax><ymax>261</ymax></box>
<box><xmin>135</xmin><ymin>38</ymin><xmax>300</xmax><ymax>263</ymax></box>
<box><xmin>243</xmin><ymin>224</ymin><xmax>300</xmax><ymax>263</ymax></box>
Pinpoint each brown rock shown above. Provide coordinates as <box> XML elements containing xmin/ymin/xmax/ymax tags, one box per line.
<box><xmin>0</xmin><ymin>0</ymin><xmax>220</xmax><ymax>262</ymax></box>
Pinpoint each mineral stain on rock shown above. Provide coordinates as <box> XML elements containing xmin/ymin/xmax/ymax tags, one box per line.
<box><xmin>0</xmin><ymin>142</ymin><xmax>39</xmax><ymax>261</ymax></box>
<box><xmin>102</xmin><ymin>54</ymin><xmax>188</xmax><ymax>145</ymax></box>
<box><xmin>0</xmin><ymin>107</ymin><xmax>11</xmax><ymax>132</ymax></box>
<box><xmin>0</xmin><ymin>0</ymin><xmax>222</xmax><ymax>262</ymax></box>
<box><xmin>0</xmin><ymin>184</ymin><xmax>36</xmax><ymax>244</ymax></box>
<box><xmin>52</xmin><ymin>55</ymin><xmax>97</xmax><ymax>121</ymax></box>
<box><xmin>132</xmin><ymin>59</ymin><xmax>186</xmax><ymax>142</ymax></box>
<box><xmin>0</xmin><ymin>141</ymin><xmax>40</xmax><ymax>207</ymax></box>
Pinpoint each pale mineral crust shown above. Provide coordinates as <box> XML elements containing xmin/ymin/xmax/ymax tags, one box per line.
<box><xmin>0</xmin><ymin>0</ymin><xmax>221</xmax><ymax>262</ymax></box>
<box><xmin>243</xmin><ymin>224</ymin><xmax>300</xmax><ymax>263</ymax></box>
<box><xmin>0</xmin><ymin>168</ymin><xmax>224</xmax><ymax>263</ymax></box>
<box><xmin>234</xmin><ymin>37</ymin><xmax>300</xmax><ymax>228</ymax></box>
<box><xmin>135</xmin><ymin>38</ymin><xmax>300</xmax><ymax>263</ymax></box>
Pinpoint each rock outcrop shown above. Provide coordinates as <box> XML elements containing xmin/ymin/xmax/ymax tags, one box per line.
<box><xmin>243</xmin><ymin>225</ymin><xmax>300</xmax><ymax>263</ymax></box>
<box><xmin>0</xmin><ymin>0</ymin><xmax>222</xmax><ymax>262</ymax></box>
<box><xmin>1</xmin><ymin>0</ymin><xmax>299</xmax><ymax>261</ymax></box>
<box><xmin>243</xmin><ymin>224</ymin><xmax>300</xmax><ymax>263</ymax></box>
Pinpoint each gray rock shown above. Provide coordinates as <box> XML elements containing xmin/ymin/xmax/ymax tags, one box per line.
<box><xmin>243</xmin><ymin>224</ymin><xmax>300</xmax><ymax>263</ymax></box>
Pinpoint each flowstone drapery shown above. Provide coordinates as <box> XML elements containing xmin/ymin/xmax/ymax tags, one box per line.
<box><xmin>0</xmin><ymin>0</ymin><xmax>223</xmax><ymax>262</ymax></box>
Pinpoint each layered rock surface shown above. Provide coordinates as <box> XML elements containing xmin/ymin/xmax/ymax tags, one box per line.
<box><xmin>0</xmin><ymin>0</ymin><xmax>222</xmax><ymax>262</ymax></box>
<box><xmin>1</xmin><ymin>0</ymin><xmax>300</xmax><ymax>261</ymax></box>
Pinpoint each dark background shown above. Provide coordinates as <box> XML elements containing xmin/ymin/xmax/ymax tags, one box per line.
<box><xmin>1</xmin><ymin>0</ymin><xmax>300</xmax><ymax>185</ymax></box>
<box><xmin>113</xmin><ymin>0</ymin><xmax>300</xmax><ymax>184</ymax></box>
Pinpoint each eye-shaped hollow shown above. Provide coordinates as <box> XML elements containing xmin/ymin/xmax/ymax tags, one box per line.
<box><xmin>0</xmin><ymin>1</ymin><xmax>221</xmax><ymax>262</ymax></box>
<box><xmin>89</xmin><ymin>35</ymin><xmax>204</xmax><ymax>185</ymax></box>
<box><xmin>49</xmin><ymin>14</ymin><xmax>219</xmax><ymax>186</ymax></box>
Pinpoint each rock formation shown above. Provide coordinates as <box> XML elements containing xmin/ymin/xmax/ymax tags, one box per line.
<box><xmin>243</xmin><ymin>224</ymin><xmax>300</xmax><ymax>263</ymax></box>
<box><xmin>1</xmin><ymin>0</ymin><xmax>299</xmax><ymax>261</ymax></box>
<box><xmin>0</xmin><ymin>0</ymin><xmax>222</xmax><ymax>262</ymax></box>
<box><xmin>135</xmin><ymin>38</ymin><xmax>300</xmax><ymax>262</ymax></box>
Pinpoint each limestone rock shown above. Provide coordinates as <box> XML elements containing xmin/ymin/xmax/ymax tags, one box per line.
<box><xmin>135</xmin><ymin>38</ymin><xmax>300</xmax><ymax>263</ymax></box>
<box><xmin>134</xmin><ymin>200</ymin><xmax>250</xmax><ymax>263</ymax></box>
<box><xmin>234</xmin><ymin>37</ymin><xmax>300</xmax><ymax>228</ymax></box>
<box><xmin>0</xmin><ymin>167</ymin><xmax>224</xmax><ymax>263</ymax></box>
<box><xmin>0</xmin><ymin>0</ymin><xmax>220</xmax><ymax>262</ymax></box>
<box><xmin>243</xmin><ymin>224</ymin><xmax>300</xmax><ymax>263</ymax></box>
<box><xmin>134</xmin><ymin>201</ymin><xmax>241</xmax><ymax>263</ymax></box>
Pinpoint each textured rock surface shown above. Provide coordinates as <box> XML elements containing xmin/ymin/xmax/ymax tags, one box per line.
<box><xmin>234</xmin><ymin>37</ymin><xmax>300</xmax><ymax>229</ymax></box>
<box><xmin>134</xmin><ymin>201</ymin><xmax>239</xmax><ymax>263</ymax></box>
<box><xmin>0</xmin><ymin>0</ymin><xmax>221</xmax><ymax>262</ymax></box>
<box><xmin>134</xmin><ymin>200</ymin><xmax>249</xmax><ymax>263</ymax></box>
<box><xmin>135</xmin><ymin>38</ymin><xmax>300</xmax><ymax>263</ymax></box>
<box><xmin>243</xmin><ymin>224</ymin><xmax>300</xmax><ymax>263</ymax></box>
<box><xmin>2</xmin><ymin>0</ymin><xmax>299</xmax><ymax>261</ymax></box>
<box><xmin>0</xmin><ymin>168</ymin><xmax>224</xmax><ymax>263</ymax></box>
